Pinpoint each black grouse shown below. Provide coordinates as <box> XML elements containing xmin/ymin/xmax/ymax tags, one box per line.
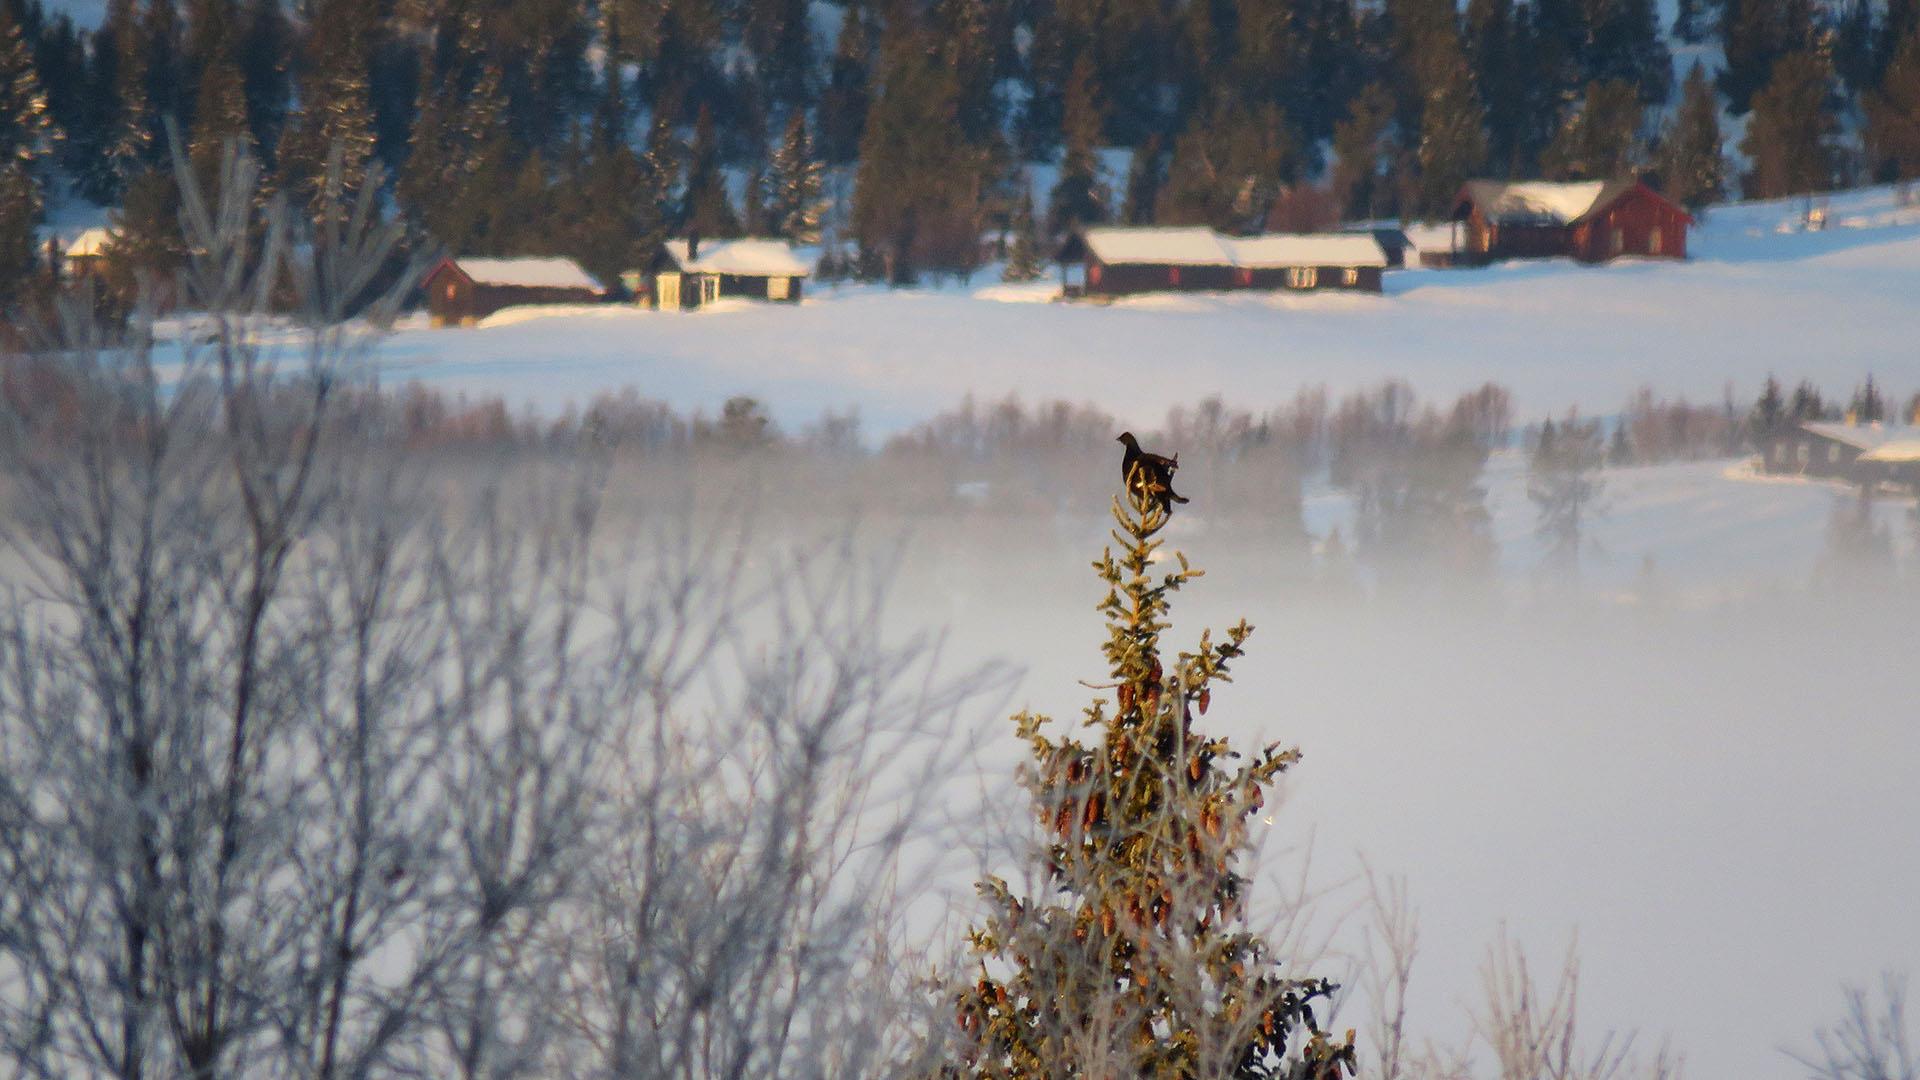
<box><xmin>1116</xmin><ymin>431</ymin><xmax>1189</xmax><ymax>513</ymax></box>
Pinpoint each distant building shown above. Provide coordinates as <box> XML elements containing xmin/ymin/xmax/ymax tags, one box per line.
<box><xmin>63</xmin><ymin>227</ymin><xmax>113</xmax><ymax>282</ymax></box>
<box><xmin>1054</xmin><ymin>227</ymin><xmax>1387</xmax><ymax>298</ymax></box>
<box><xmin>422</xmin><ymin>257</ymin><xmax>604</xmax><ymax>327</ymax></box>
<box><xmin>1449</xmin><ymin>179</ymin><xmax>1691</xmax><ymax>263</ymax></box>
<box><xmin>1761</xmin><ymin>421</ymin><xmax>1920</xmax><ymax>491</ymax></box>
<box><xmin>647</xmin><ymin>237</ymin><xmax>810</xmax><ymax>310</ymax></box>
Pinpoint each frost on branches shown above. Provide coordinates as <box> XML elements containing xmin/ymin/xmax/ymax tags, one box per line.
<box><xmin>944</xmin><ymin>471</ymin><xmax>1356</xmax><ymax>1079</ymax></box>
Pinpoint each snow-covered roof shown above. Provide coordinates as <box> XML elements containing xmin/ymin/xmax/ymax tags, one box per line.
<box><xmin>1857</xmin><ymin>435</ymin><xmax>1920</xmax><ymax>462</ymax></box>
<box><xmin>1221</xmin><ymin>233</ymin><xmax>1387</xmax><ymax>268</ymax></box>
<box><xmin>663</xmin><ymin>238</ymin><xmax>811</xmax><ymax>277</ymax></box>
<box><xmin>452</xmin><ymin>257</ymin><xmax>601</xmax><ymax>291</ymax></box>
<box><xmin>66</xmin><ymin>226</ymin><xmax>113</xmax><ymax>258</ymax></box>
<box><xmin>1079</xmin><ymin>227</ymin><xmax>1386</xmax><ymax>268</ymax></box>
<box><xmin>1458</xmin><ymin>180</ymin><xmax>1639</xmax><ymax>225</ymax></box>
<box><xmin>1800</xmin><ymin>421</ymin><xmax>1900</xmax><ymax>450</ymax></box>
<box><xmin>1079</xmin><ymin>227</ymin><xmax>1234</xmax><ymax>266</ymax></box>
<box><xmin>1401</xmin><ymin>223</ymin><xmax>1457</xmax><ymax>252</ymax></box>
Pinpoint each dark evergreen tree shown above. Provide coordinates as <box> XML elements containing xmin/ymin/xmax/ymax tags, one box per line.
<box><xmin>1718</xmin><ymin>0</ymin><xmax>1816</xmax><ymax>113</ymax></box>
<box><xmin>1331</xmin><ymin>81</ymin><xmax>1393</xmax><ymax>219</ymax></box>
<box><xmin>766</xmin><ymin>112</ymin><xmax>823</xmax><ymax>243</ymax></box>
<box><xmin>1588</xmin><ymin>0</ymin><xmax>1671</xmax><ymax>103</ymax></box>
<box><xmin>1047</xmin><ymin>54</ymin><xmax>1108</xmax><ymax>237</ymax></box>
<box><xmin>101</xmin><ymin>168</ymin><xmax>185</xmax><ymax>306</ymax></box>
<box><xmin>947</xmin><ymin>468</ymin><xmax>1355</xmax><ymax>1079</ymax></box>
<box><xmin>1528</xmin><ymin>412</ymin><xmax>1606</xmax><ymax>573</ymax></box>
<box><xmin>1750</xmin><ymin>375</ymin><xmax>1786</xmax><ymax>441</ymax></box>
<box><xmin>0</xmin><ymin>161</ymin><xmax>38</xmax><ymax>307</ymax></box>
<box><xmin>239</xmin><ymin>0</ymin><xmax>292</xmax><ymax>162</ymax></box>
<box><xmin>139</xmin><ymin>0</ymin><xmax>185</xmax><ymax>163</ymax></box>
<box><xmin>1608</xmin><ymin>422</ymin><xmax>1634</xmax><ymax>465</ymax></box>
<box><xmin>1157</xmin><ymin>97</ymin><xmax>1291</xmax><ymax>231</ymax></box>
<box><xmin>683</xmin><ymin>104</ymin><xmax>741</xmax><ymax>238</ymax></box>
<box><xmin>743</xmin><ymin>0</ymin><xmax>815</xmax><ymax>112</ymax></box>
<box><xmin>1416</xmin><ymin>44</ymin><xmax>1488</xmax><ymax>217</ymax></box>
<box><xmin>817</xmin><ymin>2</ymin><xmax>872</xmax><ymax>165</ymax></box>
<box><xmin>1865</xmin><ymin>20</ymin><xmax>1920</xmax><ymax>186</ymax></box>
<box><xmin>104</xmin><ymin>0</ymin><xmax>153</xmax><ymax>184</ymax></box>
<box><xmin>276</xmin><ymin>0</ymin><xmax>378</xmax><ymax>211</ymax></box>
<box><xmin>851</xmin><ymin>18</ymin><xmax>990</xmax><ymax>282</ymax></box>
<box><xmin>1119</xmin><ymin>133</ymin><xmax>1164</xmax><ymax>224</ymax></box>
<box><xmin>1540</xmin><ymin>78</ymin><xmax>1643</xmax><ymax>179</ymax></box>
<box><xmin>1834</xmin><ymin>0</ymin><xmax>1877</xmax><ymax>94</ymax></box>
<box><xmin>1000</xmin><ymin>181</ymin><xmax>1044</xmax><ymax>281</ymax></box>
<box><xmin>186</xmin><ymin>0</ymin><xmax>254</xmax><ymax>180</ymax></box>
<box><xmin>1656</xmin><ymin>62</ymin><xmax>1727</xmax><ymax>210</ymax></box>
<box><xmin>1739</xmin><ymin>48</ymin><xmax>1839</xmax><ymax>197</ymax></box>
<box><xmin>0</xmin><ymin>0</ymin><xmax>54</xmax><ymax>176</ymax></box>
<box><xmin>1789</xmin><ymin>379</ymin><xmax>1829</xmax><ymax>421</ymax></box>
<box><xmin>1466</xmin><ymin>0</ymin><xmax>1524</xmax><ymax>173</ymax></box>
<box><xmin>1850</xmin><ymin>374</ymin><xmax>1887</xmax><ymax>422</ymax></box>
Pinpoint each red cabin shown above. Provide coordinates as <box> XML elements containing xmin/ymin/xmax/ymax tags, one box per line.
<box><xmin>1450</xmin><ymin>179</ymin><xmax>1692</xmax><ymax>263</ymax></box>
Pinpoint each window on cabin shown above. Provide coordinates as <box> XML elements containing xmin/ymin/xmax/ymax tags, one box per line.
<box><xmin>1649</xmin><ymin>228</ymin><xmax>1662</xmax><ymax>254</ymax></box>
<box><xmin>1169</xmin><ymin>267</ymin><xmax>1181</xmax><ymax>286</ymax></box>
<box><xmin>1284</xmin><ymin>267</ymin><xmax>1317</xmax><ymax>288</ymax></box>
<box><xmin>445</xmin><ymin>282</ymin><xmax>456</xmax><ymax>300</ymax></box>
<box><xmin>768</xmin><ymin>276</ymin><xmax>790</xmax><ymax>301</ymax></box>
<box><xmin>1088</xmin><ymin>263</ymin><xmax>1102</xmax><ymax>286</ymax></box>
<box><xmin>1237</xmin><ymin>268</ymin><xmax>1253</xmax><ymax>287</ymax></box>
<box><xmin>1342</xmin><ymin>268</ymin><xmax>1359</xmax><ymax>286</ymax></box>
<box><xmin>1611</xmin><ymin>227</ymin><xmax>1624</xmax><ymax>253</ymax></box>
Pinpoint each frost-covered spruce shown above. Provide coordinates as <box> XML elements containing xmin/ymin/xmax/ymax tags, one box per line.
<box><xmin>945</xmin><ymin>472</ymin><xmax>1355</xmax><ymax>1079</ymax></box>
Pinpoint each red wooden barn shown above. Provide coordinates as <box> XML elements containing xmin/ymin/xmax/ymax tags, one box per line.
<box><xmin>1450</xmin><ymin>179</ymin><xmax>1691</xmax><ymax>263</ymax></box>
<box><xmin>422</xmin><ymin>257</ymin><xmax>604</xmax><ymax>327</ymax></box>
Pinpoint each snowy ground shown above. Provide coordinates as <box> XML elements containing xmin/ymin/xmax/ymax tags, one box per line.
<box><xmin>371</xmin><ymin>184</ymin><xmax>1920</xmax><ymax>439</ymax></box>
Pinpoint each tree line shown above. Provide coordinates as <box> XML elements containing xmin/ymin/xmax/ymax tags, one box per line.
<box><xmin>0</xmin><ymin>0</ymin><xmax>1918</xmax><ymax>297</ymax></box>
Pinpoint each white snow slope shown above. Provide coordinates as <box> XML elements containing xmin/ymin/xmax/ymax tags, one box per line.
<box><xmin>372</xmin><ymin>184</ymin><xmax>1920</xmax><ymax>438</ymax></box>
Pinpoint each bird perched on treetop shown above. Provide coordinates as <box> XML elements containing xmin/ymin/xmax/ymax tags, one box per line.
<box><xmin>1116</xmin><ymin>431</ymin><xmax>1189</xmax><ymax>514</ymax></box>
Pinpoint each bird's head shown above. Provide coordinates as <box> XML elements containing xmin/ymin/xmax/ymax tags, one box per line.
<box><xmin>1116</xmin><ymin>431</ymin><xmax>1136</xmax><ymax>447</ymax></box>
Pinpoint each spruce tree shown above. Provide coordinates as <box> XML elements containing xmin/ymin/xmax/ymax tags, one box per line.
<box><xmin>102</xmin><ymin>168</ymin><xmax>186</xmax><ymax>307</ymax></box>
<box><xmin>239</xmin><ymin>0</ymin><xmax>293</xmax><ymax>162</ymax></box>
<box><xmin>276</xmin><ymin>0</ymin><xmax>378</xmax><ymax>213</ymax></box>
<box><xmin>1540</xmin><ymin>78</ymin><xmax>1644</xmax><ymax>179</ymax></box>
<box><xmin>1656</xmin><ymin>62</ymin><xmax>1727</xmax><ymax>210</ymax></box>
<box><xmin>1865</xmin><ymin>20</ymin><xmax>1920</xmax><ymax>187</ymax></box>
<box><xmin>105</xmin><ymin>0</ymin><xmax>154</xmax><ymax>188</ymax></box>
<box><xmin>186</xmin><ymin>0</ymin><xmax>254</xmax><ymax>181</ymax></box>
<box><xmin>1158</xmin><ymin>98</ymin><xmax>1292</xmax><ymax>231</ymax></box>
<box><xmin>1739</xmin><ymin>48</ymin><xmax>1839</xmax><ymax>198</ymax></box>
<box><xmin>0</xmin><ymin>2</ymin><xmax>55</xmax><ymax>176</ymax></box>
<box><xmin>1751</xmin><ymin>375</ymin><xmax>1786</xmax><ymax>442</ymax></box>
<box><xmin>1000</xmin><ymin>181</ymin><xmax>1044</xmax><ymax>281</ymax></box>
<box><xmin>1048</xmin><ymin>53</ymin><xmax>1109</xmax><ymax>237</ymax></box>
<box><xmin>766</xmin><ymin>111</ymin><xmax>823</xmax><ymax>242</ymax></box>
<box><xmin>0</xmin><ymin>161</ymin><xmax>40</xmax><ymax>307</ymax></box>
<box><xmin>1120</xmin><ymin>133</ymin><xmax>1165</xmax><ymax>225</ymax></box>
<box><xmin>1528</xmin><ymin>412</ymin><xmax>1606</xmax><ymax>573</ymax></box>
<box><xmin>1331</xmin><ymin>82</ymin><xmax>1393</xmax><ymax>220</ymax></box>
<box><xmin>683</xmin><ymin>104</ymin><xmax>741</xmax><ymax>238</ymax></box>
<box><xmin>947</xmin><ymin>469</ymin><xmax>1356</xmax><ymax>1079</ymax></box>
<box><xmin>818</xmin><ymin>2</ymin><xmax>873</xmax><ymax>165</ymax></box>
<box><xmin>1416</xmin><ymin>46</ymin><xmax>1488</xmax><ymax>218</ymax></box>
<box><xmin>1850</xmin><ymin>375</ymin><xmax>1887</xmax><ymax>422</ymax></box>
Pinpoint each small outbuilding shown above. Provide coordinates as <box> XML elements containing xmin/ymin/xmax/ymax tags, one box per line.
<box><xmin>1855</xmin><ymin>434</ymin><xmax>1920</xmax><ymax>493</ymax></box>
<box><xmin>1056</xmin><ymin>227</ymin><xmax>1387</xmax><ymax>298</ymax></box>
<box><xmin>62</xmin><ymin>227</ymin><xmax>113</xmax><ymax>281</ymax></box>
<box><xmin>1449</xmin><ymin>179</ymin><xmax>1691</xmax><ymax>263</ymax></box>
<box><xmin>650</xmin><ymin>237</ymin><xmax>809</xmax><ymax>310</ymax></box>
<box><xmin>422</xmin><ymin>257</ymin><xmax>604</xmax><ymax>327</ymax></box>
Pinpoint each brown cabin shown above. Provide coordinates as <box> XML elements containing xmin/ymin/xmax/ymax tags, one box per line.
<box><xmin>423</xmin><ymin>256</ymin><xmax>604</xmax><ymax>327</ymax></box>
<box><xmin>1450</xmin><ymin>179</ymin><xmax>1691</xmax><ymax>263</ymax></box>
<box><xmin>1762</xmin><ymin>421</ymin><xmax>1920</xmax><ymax>492</ymax></box>
<box><xmin>648</xmin><ymin>237</ymin><xmax>810</xmax><ymax>310</ymax></box>
<box><xmin>1055</xmin><ymin>227</ymin><xmax>1387</xmax><ymax>298</ymax></box>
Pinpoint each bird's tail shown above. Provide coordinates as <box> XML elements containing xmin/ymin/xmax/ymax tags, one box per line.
<box><xmin>1169</xmin><ymin>491</ymin><xmax>1190</xmax><ymax>504</ymax></box>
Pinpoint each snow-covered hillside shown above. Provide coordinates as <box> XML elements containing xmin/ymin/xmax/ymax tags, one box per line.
<box><xmin>374</xmin><ymin>184</ymin><xmax>1920</xmax><ymax>442</ymax></box>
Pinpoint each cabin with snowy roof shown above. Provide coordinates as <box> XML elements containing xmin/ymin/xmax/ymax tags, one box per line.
<box><xmin>1449</xmin><ymin>179</ymin><xmax>1691</xmax><ymax>263</ymax></box>
<box><xmin>1055</xmin><ymin>227</ymin><xmax>1387</xmax><ymax>298</ymax></box>
<box><xmin>423</xmin><ymin>256</ymin><xmax>604</xmax><ymax>327</ymax></box>
<box><xmin>647</xmin><ymin>237</ymin><xmax>809</xmax><ymax>309</ymax></box>
<box><xmin>1763</xmin><ymin>420</ymin><xmax>1920</xmax><ymax>491</ymax></box>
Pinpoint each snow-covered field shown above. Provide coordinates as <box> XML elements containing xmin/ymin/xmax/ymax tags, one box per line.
<box><xmin>373</xmin><ymin>185</ymin><xmax>1920</xmax><ymax>439</ymax></box>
